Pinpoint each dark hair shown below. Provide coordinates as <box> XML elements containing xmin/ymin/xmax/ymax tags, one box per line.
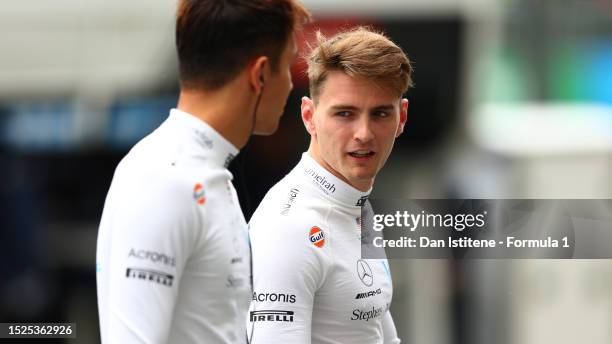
<box><xmin>176</xmin><ymin>0</ymin><xmax>310</xmax><ymax>90</ymax></box>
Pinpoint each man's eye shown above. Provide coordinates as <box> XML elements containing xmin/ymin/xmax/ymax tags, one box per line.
<box><xmin>336</xmin><ymin>111</ymin><xmax>352</xmax><ymax>117</ymax></box>
<box><xmin>373</xmin><ymin>111</ymin><xmax>389</xmax><ymax>117</ymax></box>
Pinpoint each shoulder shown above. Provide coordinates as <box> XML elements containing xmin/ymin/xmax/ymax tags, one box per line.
<box><xmin>251</xmin><ymin>170</ymin><xmax>330</xmax><ymax>221</ymax></box>
<box><xmin>249</xmin><ymin>175</ymin><xmax>334</xmax><ymax>287</ymax></box>
<box><xmin>249</xmin><ymin>192</ymin><xmax>333</xmax><ymax>291</ymax></box>
<box><xmin>109</xmin><ymin>156</ymin><xmax>235</xmax><ymax>232</ymax></box>
<box><xmin>250</xmin><ymin>181</ymin><xmax>331</xmax><ymax>256</ymax></box>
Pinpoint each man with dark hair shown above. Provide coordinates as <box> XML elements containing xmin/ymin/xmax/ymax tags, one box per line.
<box><xmin>96</xmin><ymin>1</ymin><xmax>310</xmax><ymax>343</ymax></box>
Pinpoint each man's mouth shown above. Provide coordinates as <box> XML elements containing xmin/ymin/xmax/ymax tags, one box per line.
<box><xmin>348</xmin><ymin>150</ymin><xmax>375</xmax><ymax>158</ymax></box>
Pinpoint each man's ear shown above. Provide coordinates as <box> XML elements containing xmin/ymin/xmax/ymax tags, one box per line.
<box><xmin>301</xmin><ymin>96</ymin><xmax>316</xmax><ymax>136</ymax></box>
<box><xmin>396</xmin><ymin>98</ymin><xmax>409</xmax><ymax>137</ymax></box>
<box><xmin>249</xmin><ymin>56</ymin><xmax>268</xmax><ymax>93</ymax></box>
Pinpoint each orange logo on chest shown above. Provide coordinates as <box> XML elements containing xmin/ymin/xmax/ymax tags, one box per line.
<box><xmin>309</xmin><ymin>226</ymin><xmax>325</xmax><ymax>248</ymax></box>
<box><xmin>193</xmin><ymin>183</ymin><xmax>206</xmax><ymax>205</ymax></box>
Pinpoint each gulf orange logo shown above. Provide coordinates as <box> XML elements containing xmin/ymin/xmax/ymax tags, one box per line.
<box><xmin>193</xmin><ymin>183</ymin><xmax>206</xmax><ymax>205</ymax></box>
<box><xmin>309</xmin><ymin>226</ymin><xmax>325</xmax><ymax>248</ymax></box>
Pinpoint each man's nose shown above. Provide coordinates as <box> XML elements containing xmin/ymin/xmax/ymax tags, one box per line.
<box><xmin>353</xmin><ymin>115</ymin><xmax>374</xmax><ymax>143</ymax></box>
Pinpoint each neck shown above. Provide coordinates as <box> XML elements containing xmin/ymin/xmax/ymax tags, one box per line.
<box><xmin>307</xmin><ymin>142</ymin><xmax>373</xmax><ymax>192</ymax></box>
<box><xmin>176</xmin><ymin>78</ymin><xmax>257</xmax><ymax>149</ymax></box>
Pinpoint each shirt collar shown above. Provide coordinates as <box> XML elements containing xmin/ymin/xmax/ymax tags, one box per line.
<box><xmin>168</xmin><ymin>108</ymin><xmax>239</xmax><ymax>168</ymax></box>
<box><xmin>297</xmin><ymin>152</ymin><xmax>371</xmax><ymax>208</ymax></box>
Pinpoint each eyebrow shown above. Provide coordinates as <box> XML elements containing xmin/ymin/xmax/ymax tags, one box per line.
<box><xmin>371</xmin><ymin>105</ymin><xmax>395</xmax><ymax>111</ymax></box>
<box><xmin>329</xmin><ymin>104</ymin><xmax>395</xmax><ymax>112</ymax></box>
<box><xmin>329</xmin><ymin>105</ymin><xmax>359</xmax><ymax>111</ymax></box>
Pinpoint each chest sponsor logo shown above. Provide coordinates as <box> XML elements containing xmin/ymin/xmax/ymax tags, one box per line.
<box><xmin>350</xmin><ymin>305</ymin><xmax>386</xmax><ymax>322</ymax></box>
<box><xmin>128</xmin><ymin>248</ymin><xmax>176</xmax><ymax>267</ymax></box>
<box><xmin>356</xmin><ymin>259</ymin><xmax>373</xmax><ymax>286</ymax></box>
<box><xmin>226</xmin><ymin>274</ymin><xmax>245</xmax><ymax>289</ymax></box>
<box><xmin>193</xmin><ymin>183</ymin><xmax>206</xmax><ymax>205</ymax></box>
<box><xmin>355</xmin><ymin>288</ymin><xmax>382</xmax><ymax>299</ymax></box>
<box><xmin>126</xmin><ymin>268</ymin><xmax>173</xmax><ymax>287</ymax></box>
<box><xmin>356</xmin><ymin>195</ymin><xmax>368</xmax><ymax>207</ymax></box>
<box><xmin>250</xmin><ymin>310</ymin><xmax>294</xmax><ymax>322</ymax></box>
<box><xmin>304</xmin><ymin>168</ymin><xmax>336</xmax><ymax>194</ymax></box>
<box><xmin>309</xmin><ymin>226</ymin><xmax>325</xmax><ymax>248</ymax></box>
<box><xmin>252</xmin><ymin>292</ymin><xmax>296</xmax><ymax>304</ymax></box>
<box><xmin>280</xmin><ymin>188</ymin><xmax>300</xmax><ymax>215</ymax></box>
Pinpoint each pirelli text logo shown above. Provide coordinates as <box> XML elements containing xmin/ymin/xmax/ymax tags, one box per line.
<box><xmin>249</xmin><ymin>310</ymin><xmax>294</xmax><ymax>322</ymax></box>
<box><xmin>126</xmin><ymin>267</ymin><xmax>174</xmax><ymax>287</ymax></box>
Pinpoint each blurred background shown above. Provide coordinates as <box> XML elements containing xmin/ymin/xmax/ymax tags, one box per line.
<box><xmin>1</xmin><ymin>0</ymin><xmax>611</xmax><ymax>343</ymax></box>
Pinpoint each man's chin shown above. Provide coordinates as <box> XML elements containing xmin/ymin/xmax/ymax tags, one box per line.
<box><xmin>350</xmin><ymin>166</ymin><xmax>377</xmax><ymax>178</ymax></box>
<box><xmin>253</xmin><ymin>120</ymin><xmax>280</xmax><ymax>136</ymax></box>
<box><xmin>346</xmin><ymin>171</ymin><xmax>376</xmax><ymax>187</ymax></box>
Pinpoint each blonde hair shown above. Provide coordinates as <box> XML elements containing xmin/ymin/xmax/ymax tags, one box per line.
<box><xmin>307</xmin><ymin>27</ymin><xmax>413</xmax><ymax>101</ymax></box>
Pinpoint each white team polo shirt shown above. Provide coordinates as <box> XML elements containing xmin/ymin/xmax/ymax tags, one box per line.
<box><xmin>96</xmin><ymin>109</ymin><xmax>251</xmax><ymax>343</ymax></box>
<box><xmin>248</xmin><ymin>152</ymin><xmax>400</xmax><ymax>344</ymax></box>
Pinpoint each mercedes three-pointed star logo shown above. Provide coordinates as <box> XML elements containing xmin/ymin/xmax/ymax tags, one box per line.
<box><xmin>356</xmin><ymin>259</ymin><xmax>373</xmax><ymax>286</ymax></box>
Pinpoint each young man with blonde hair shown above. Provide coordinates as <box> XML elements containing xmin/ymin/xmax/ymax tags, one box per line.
<box><xmin>247</xmin><ymin>27</ymin><xmax>413</xmax><ymax>343</ymax></box>
<box><xmin>96</xmin><ymin>1</ymin><xmax>309</xmax><ymax>343</ymax></box>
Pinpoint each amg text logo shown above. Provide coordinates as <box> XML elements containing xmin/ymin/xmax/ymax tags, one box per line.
<box><xmin>355</xmin><ymin>288</ymin><xmax>382</xmax><ymax>299</ymax></box>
